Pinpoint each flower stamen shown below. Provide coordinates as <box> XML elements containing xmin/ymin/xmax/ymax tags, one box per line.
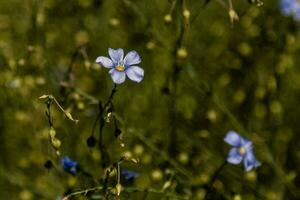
<box><xmin>239</xmin><ymin>147</ymin><xmax>246</xmax><ymax>155</ymax></box>
<box><xmin>115</xmin><ymin>65</ymin><xmax>125</xmax><ymax>72</ymax></box>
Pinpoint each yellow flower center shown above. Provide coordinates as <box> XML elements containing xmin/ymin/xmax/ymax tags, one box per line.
<box><xmin>239</xmin><ymin>147</ymin><xmax>246</xmax><ymax>155</ymax></box>
<box><xmin>115</xmin><ymin>65</ymin><xmax>125</xmax><ymax>72</ymax></box>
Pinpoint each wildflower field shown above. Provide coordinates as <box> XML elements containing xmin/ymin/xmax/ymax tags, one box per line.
<box><xmin>1</xmin><ymin>0</ymin><xmax>300</xmax><ymax>199</ymax></box>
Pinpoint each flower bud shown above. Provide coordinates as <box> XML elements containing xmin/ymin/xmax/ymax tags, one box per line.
<box><xmin>65</xmin><ymin>112</ymin><xmax>79</xmax><ymax>123</ymax></box>
<box><xmin>49</xmin><ymin>127</ymin><xmax>56</xmax><ymax>138</ymax></box>
<box><xmin>233</xmin><ymin>194</ymin><xmax>242</xmax><ymax>200</ymax></box>
<box><xmin>18</xmin><ymin>59</ymin><xmax>25</xmax><ymax>66</ymax></box>
<box><xmin>131</xmin><ymin>158</ymin><xmax>139</xmax><ymax>164</ymax></box>
<box><xmin>183</xmin><ymin>9</ymin><xmax>190</xmax><ymax>20</ymax></box>
<box><xmin>151</xmin><ymin>169</ymin><xmax>163</xmax><ymax>181</ymax></box>
<box><xmin>245</xmin><ymin>170</ymin><xmax>257</xmax><ymax>182</ymax></box>
<box><xmin>133</xmin><ymin>144</ymin><xmax>144</xmax><ymax>156</ymax></box>
<box><xmin>177</xmin><ymin>48</ymin><xmax>188</xmax><ymax>59</ymax></box>
<box><xmin>116</xmin><ymin>183</ymin><xmax>122</xmax><ymax>196</ymax></box>
<box><xmin>77</xmin><ymin>102</ymin><xmax>85</xmax><ymax>110</ymax></box>
<box><xmin>162</xmin><ymin>181</ymin><xmax>172</xmax><ymax>191</ymax></box>
<box><xmin>122</xmin><ymin>151</ymin><xmax>133</xmax><ymax>160</ymax></box>
<box><xmin>146</xmin><ymin>41</ymin><xmax>155</xmax><ymax>50</ymax></box>
<box><xmin>164</xmin><ymin>14</ymin><xmax>172</xmax><ymax>24</ymax></box>
<box><xmin>107</xmin><ymin>168</ymin><xmax>117</xmax><ymax>177</ymax></box>
<box><xmin>84</xmin><ymin>60</ymin><xmax>91</xmax><ymax>69</ymax></box>
<box><xmin>51</xmin><ymin>137</ymin><xmax>61</xmax><ymax>149</ymax></box>
<box><xmin>39</xmin><ymin>94</ymin><xmax>49</xmax><ymax>99</ymax></box>
<box><xmin>109</xmin><ymin>18</ymin><xmax>120</xmax><ymax>27</ymax></box>
<box><xmin>27</xmin><ymin>45</ymin><xmax>35</xmax><ymax>52</ymax></box>
<box><xmin>178</xmin><ymin>152</ymin><xmax>189</xmax><ymax>164</ymax></box>
<box><xmin>229</xmin><ymin>9</ymin><xmax>239</xmax><ymax>24</ymax></box>
<box><xmin>105</xmin><ymin>112</ymin><xmax>112</xmax><ymax>123</ymax></box>
<box><xmin>19</xmin><ymin>190</ymin><xmax>33</xmax><ymax>200</ymax></box>
<box><xmin>207</xmin><ymin>109</ymin><xmax>217</xmax><ymax>123</ymax></box>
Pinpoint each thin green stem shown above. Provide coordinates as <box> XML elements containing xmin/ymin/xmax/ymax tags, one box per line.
<box><xmin>64</xmin><ymin>186</ymin><xmax>188</xmax><ymax>200</ymax></box>
<box><xmin>98</xmin><ymin>84</ymin><xmax>117</xmax><ymax>168</ymax></box>
<box><xmin>168</xmin><ymin>0</ymin><xmax>188</xmax><ymax>158</ymax></box>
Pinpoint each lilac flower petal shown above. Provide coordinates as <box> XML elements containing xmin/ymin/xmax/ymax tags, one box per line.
<box><xmin>108</xmin><ymin>48</ymin><xmax>124</xmax><ymax>63</ymax></box>
<box><xmin>280</xmin><ymin>0</ymin><xmax>295</xmax><ymax>15</ymax></box>
<box><xmin>241</xmin><ymin>137</ymin><xmax>253</xmax><ymax>151</ymax></box>
<box><xmin>227</xmin><ymin>148</ymin><xmax>243</xmax><ymax>164</ymax></box>
<box><xmin>126</xmin><ymin>66</ymin><xmax>144</xmax><ymax>82</ymax></box>
<box><xmin>243</xmin><ymin>150</ymin><xmax>259</xmax><ymax>171</ymax></box>
<box><xmin>124</xmin><ymin>50</ymin><xmax>141</xmax><ymax>66</ymax></box>
<box><xmin>255</xmin><ymin>160</ymin><xmax>261</xmax><ymax>168</ymax></box>
<box><xmin>109</xmin><ymin>69</ymin><xmax>126</xmax><ymax>84</ymax></box>
<box><xmin>224</xmin><ymin>130</ymin><xmax>242</xmax><ymax>147</ymax></box>
<box><xmin>61</xmin><ymin>156</ymin><xmax>78</xmax><ymax>175</ymax></box>
<box><xmin>70</xmin><ymin>166</ymin><xmax>77</xmax><ymax>175</ymax></box>
<box><xmin>121</xmin><ymin>170</ymin><xmax>139</xmax><ymax>180</ymax></box>
<box><xmin>294</xmin><ymin>5</ymin><xmax>300</xmax><ymax>20</ymax></box>
<box><xmin>95</xmin><ymin>56</ymin><xmax>113</xmax><ymax>68</ymax></box>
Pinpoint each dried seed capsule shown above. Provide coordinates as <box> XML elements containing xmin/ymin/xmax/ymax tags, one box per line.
<box><xmin>114</xmin><ymin>128</ymin><xmax>122</xmax><ymax>138</ymax></box>
<box><xmin>86</xmin><ymin>136</ymin><xmax>97</xmax><ymax>148</ymax></box>
<box><xmin>44</xmin><ymin>160</ymin><xmax>53</xmax><ymax>169</ymax></box>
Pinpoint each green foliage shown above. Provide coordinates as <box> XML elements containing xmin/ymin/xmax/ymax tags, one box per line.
<box><xmin>1</xmin><ymin>0</ymin><xmax>300</xmax><ymax>199</ymax></box>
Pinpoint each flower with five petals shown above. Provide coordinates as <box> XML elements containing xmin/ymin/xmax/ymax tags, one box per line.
<box><xmin>96</xmin><ymin>48</ymin><xmax>144</xmax><ymax>84</ymax></box>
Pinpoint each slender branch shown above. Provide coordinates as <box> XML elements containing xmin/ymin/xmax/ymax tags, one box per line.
<box><xmin>169</xmin><ymin>0</ymin><xmax>178</xmax><ymax>14</ymax></box>
<box><xmin>103</xmin><ymin>84</ymin><xmax>118</xmax><ymax>109</ymax></box>
<box><xmin>60</xmin><ymin>45</ymin><xmax>87</xmax><ymax>97</ymax></box>
<box><xmin>40</xmin><ymin>95</ymin><xmax>78</xmax><ymax>123</ymax></box>
<box><xmin>64</xmin><ymin>186</ymin><xmax>188</xmax><ymax>200</ymax></box>
<box><xmin>117</xmin><ymin>161</ymin><xmax>121</xmax><ymax>185</ymax></box>
<box><xmin>98</xmin><ymin>84</ymin><xmax>117</xmax><ymax>168</ymax></box>
<box><xmin>63</xmin><ymin>186</ymin><xmax>103</xmax><ymax>199</ymax></box>
<box><xmin>216</xmin><ymin>0</ymin><xmax>228</xmax><ymax>9</ymax></box>
<box><xmin>168</xmin><ymin>0</ymin><xmax>188</xmax><ymax>156</ymax></box>
<box><xmin>45</xmin><ymin>98</ymin><xmax>53</xmax><ymax>127</ymax></box>
<box><xmin>228</xmin><ymin>0</ymin><xmax>233</xmax><ymax>9</ymax></box>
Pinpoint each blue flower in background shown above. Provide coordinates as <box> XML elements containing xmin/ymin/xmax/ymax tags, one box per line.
<box><xmin>280</xmin><ymin>0</ymin><xmax>300</xmax><ymax>20</ymax></box>
<box><xmin>60</xmin><ymin>156</ymin><xmax>78</xmax><ymax>175</ymax></box>
<box><xmin>121</xmin><ymin>170</ymin><xmax>139</xmax><ymax>180</ymax></box>
<box><xmin>224</xmin><ymin>131</ymin><xmax>261</xmax><ymax>172</ymax></box>
<box><xmin>96</xmin><ymin>48</ymin><xmax>144</xmax><ymax>84</ymax></box>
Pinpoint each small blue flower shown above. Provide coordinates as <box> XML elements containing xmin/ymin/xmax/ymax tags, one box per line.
<box><xmin>60</xmin><ymin>156</ymin><xmax>78</xmax><ymax>175</ymax></box>
<box><xmin>96</xmin><ymin>48</ymin><xmax>144</xmax><ymax>84</ymax></box>
<box><xmin>224</xmin><ymin>131</ymin><xmax>261</xmax><ymax>172</ymax></box>
<box><xmin>279</xmin><ymin>0</ymin><xmax>300</xmax><ymax>20</ymax></box>
<box><xmin>121</xmin><ymin>170</ymin><xmax>139</xmax><ymax>180</ymax></box>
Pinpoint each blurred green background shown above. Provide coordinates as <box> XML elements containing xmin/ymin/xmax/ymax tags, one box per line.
<box><xmin>1</xmin><ymin>0</ymin><xmax>300</xmax><ymax>199</ymax></box>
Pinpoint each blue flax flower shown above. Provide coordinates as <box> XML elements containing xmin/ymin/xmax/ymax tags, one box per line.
<box><xmin>121</xmin><ymin>170</ymin><xmax>139</xmax><ymax>180</ymax></box>
<box><xmin>96</xmin><ymin>48</ymin><xmax>144</xmax><ymax>84</ymax></box>
<box><xmin>60</xmin><ymin>156</ymin><xmax>78</xmax><ymax>175</ymax></box>
<box><xmin>224</xmin><ymin>131</ymin><xmax>260</xmax><ymax>171</ymax></box>
<box><xmin>280</xmin><ymin>0</ymin><xmax>300</xmax><ymax>20</ymax></box>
